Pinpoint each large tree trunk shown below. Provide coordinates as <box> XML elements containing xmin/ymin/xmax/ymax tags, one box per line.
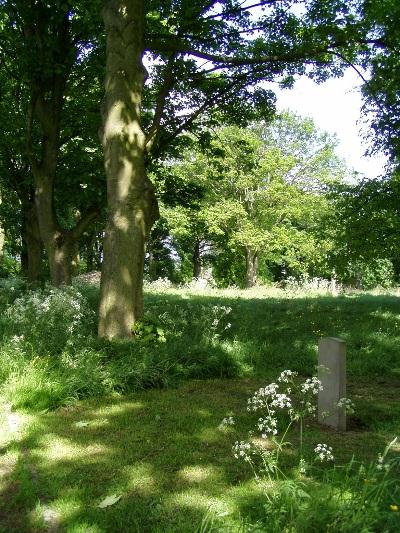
<box><xmin>245</xmin><ymin>247</ymin><xmax>259</xmax><ymax>288</ymax></box>
<box><xmin>193</xmin><ymin>238</ymin><xmax>202</xmax><ymax>279</ymax></box>
<box><xmin>98</xmin><ymin>0</ymin><xmax>158</xmax><ymax>339</ymax></box>
<box><xmin>21</xmin><ymin>204</ymin><xmax>43</xmax><ymax>283</ymax></box>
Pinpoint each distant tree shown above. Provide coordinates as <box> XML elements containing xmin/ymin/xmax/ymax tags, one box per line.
<box><xmin>332</xmin><ymin>174</ymin><xmax>400</xmax><ymax>285</ymax></box>
<box><xmin>159</xmin><ymin>114</ymin><xmax>346</xmax><ymax>287</ymax></box>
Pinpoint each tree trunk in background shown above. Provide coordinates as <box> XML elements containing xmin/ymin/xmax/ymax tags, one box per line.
<box><xmin>0</xmin><ymin>192</ymin><xmax>4</xmax><ymax>264</ymax></box>
<box><xmin>34</xmin><ymin>169</ymin><xmax>70</xmax><ymax>285</ymax></box>
<box><xmin>24</xmin><ymin>7</ymin><xmax>98</xmax><ymax>286</ymax></box>
<box><xmin>193</xmin><ymin>239</ymin><xmax>201</xmax><ymax>278</ymax></box>
<box><xmin>245</xmin><ymin>247</ymin><xmax>259</xmax><ymax>288</ymax></box>
<box><xmin>34</xmin><ymin>167</ymin><xmax>97</xmax><ymax>285</ymax></box>
<box><xmin>21</xmin><ymin>204</ymin><xmax>43</xmax><ymax>283</ymax></box>
<box><xmin>0</xmin><ymin>225</ymin><xmax>4</xmax><ymax>265</ymax></box>
<box><xmin>99</xmin><ymin>0</ymin><xmax>158</xmax><ymax>339</ymax></box>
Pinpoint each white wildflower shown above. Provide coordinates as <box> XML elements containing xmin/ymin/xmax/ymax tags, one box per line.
<box><xmin>337</xmin><ymin>398</ymin><xmax>355</xmax><ymax>415</ymax></box>
<box><xmin>277</xmin><ymin>370</ymin><xmax>298</xmax><ymax>383</ymax></box>
<box><xmin>314</xmin><ymin>443</ymin><xmax>334</xmax><ymax>462</ymax></box>
<box><xmin>301</xmin><ymin>377</ymin><xmax>323</xmax><ymax>395</ymax></box>
<box><xmin>257</xmin><ymin>415</ymin><xmax>278</xmax><ymax>437</ymax></box>
<box><xmin>232</xmin><ymin>441</ymin><xmax>252</xmax><ymax>462</ymax></box>
<box><xmin>270</xmin><ymin>393</ymin><xmax>292</xmax><ymax>409</ymax></box>
<box><xmin>218</xmin><ymin>416</ymin><xmax>235</xmax><ymax>430</ymax></box>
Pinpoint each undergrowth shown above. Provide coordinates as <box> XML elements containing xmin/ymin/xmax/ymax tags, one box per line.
<box><xmin>0</xmin><ymin>278</ymin><xmax>399</xmax><ymax>411</ymax></box>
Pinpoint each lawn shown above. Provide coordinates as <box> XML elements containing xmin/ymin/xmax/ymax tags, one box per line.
<box><xmin>0</xmin><ymin>284</ymin><xmax>400</xmax><ymax>531</ymax></box>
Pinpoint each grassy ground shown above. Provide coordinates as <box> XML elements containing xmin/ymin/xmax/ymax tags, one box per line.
<box><xmin>0</xmin><ymin>285</ymin><xmax>400</xmax><ymax>531</ymax></box>
<box><xmin>1</xmin><ymin>378</ymin><xmax>400</xmax><ymax>532</ymax></box>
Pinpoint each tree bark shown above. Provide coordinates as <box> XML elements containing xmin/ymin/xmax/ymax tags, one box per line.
<box><xmin>98</xmin><ymin>0</ymin><xmax>159</xmax><ymax>338</ymax></box>
<box><xmin>0</xmin><ymin>225</ymin><xmax>4</xmax><ymax>265</ymax></box>
<box><xmin>193</xmin><ymin>238</ymin><xmax>202</xmax><ymax>279</ymax></box>
<box><xmin>245</xmin><ymin>247</ymin><xmax>259</xmax><ymax>288</ymax></box>
<box><xmin>21</xmin><ymin>204</ymin><xmax>43</xmax><ymax>283</ymax></box>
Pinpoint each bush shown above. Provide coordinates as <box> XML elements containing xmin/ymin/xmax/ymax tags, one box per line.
<box><xmin>0</xmin><ymin>283</ymin><xmax>244</xmax><ymax>411</ymax></box>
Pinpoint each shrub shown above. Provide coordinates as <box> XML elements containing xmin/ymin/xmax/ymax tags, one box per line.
<box><xmin>4</xmin><ymin>285</ymin><xmax>97</xmax><ymax>355</ymax></box>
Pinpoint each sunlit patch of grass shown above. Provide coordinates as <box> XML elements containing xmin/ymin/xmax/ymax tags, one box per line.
<box><xmin>0</xmin><ymin>379</ymin><xmax>398</xmax><ymax>531</ymax></box>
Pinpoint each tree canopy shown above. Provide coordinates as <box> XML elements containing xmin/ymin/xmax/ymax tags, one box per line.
<box><xmin>0</xmin><ymin>0</ymin><xmax>398</xmax><ymax>337</ymax></box>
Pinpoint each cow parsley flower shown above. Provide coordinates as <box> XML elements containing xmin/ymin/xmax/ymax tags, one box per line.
<box><xmin>337</xmin><ymin>397</ymin><xmax>355</xmax><ymax>415</ymax></box>
<box><xmin>257</xmin><ymin>415</ymin><xmax>278</xmax><ymax>437</ymax></box>
<box><xmin>301</xmin><ymin>377</ymin><xmax>323</xmax><ymax>395</ymax></box>
<box><xmin>218</xmin><ymin>416</ymin><xmax>235</xmax><ymax>430</ymax></box>
<box><xmin>314</xmin><ymin>443</ymin><xmax>334</xmax><ymax>462</ymax></box>
<box><xmin>277</xmin><ymin>370</ymin><xmax>298</xmax><ymax>383</ymax></box>
<box><xmin>232</xmin><ymin>441</ymin><xmax>252</xmax><ymax>461</ymax></box>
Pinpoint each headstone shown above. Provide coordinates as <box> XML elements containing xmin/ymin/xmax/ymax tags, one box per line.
<box><xmin>318</xmin><ymin>337</ymin><xmax>346</xmax><ymax>431</ymax></box>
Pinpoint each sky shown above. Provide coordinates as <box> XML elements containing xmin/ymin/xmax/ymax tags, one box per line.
<box><xmin>273</xmin><ymin>69</ymin><xmax>388</xmax><ymax>180</ymax></box>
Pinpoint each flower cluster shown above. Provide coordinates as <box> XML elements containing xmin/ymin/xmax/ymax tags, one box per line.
<box><xmin>218</xmin><ymin>416</ymin><xmax>235</xmax><ymax>430</ymax></box>
<box><xmin>278</xmin><ymin>370</ymin><xmax>298</xmax><ymax>383</ymax></box>
<box><xmin>271</xmin><ymin>393</ymin><xmax>292</xmax><ymax>409</ymax></box>
<box><xmin>299</xmin><ymin>400</ymin><xmax>316</xmax><ymax>416</ymax></box>
<box><xmin>314</xmin><ymin>443</ymin><xmax>334</xmax><ymax>462</ymax></box>
<box><xmin>301</xmin><ymin>377</ymin><xmax>323</xmax><ymax>395</ymax></box>
<box><xmin>232</xmin><ymin>441</ymin><xmax>252</xmax><ymax>461</ymax></box>
<box><xmin>6</xmin><ymin>285</ymin><xmax>96</xmax><ymax>354</ymax></box>
<box><xmin>257</xmin><ymin>415</ymin><xmax>278</xmax><ymax>437</ymax></box>
<box><xmin>376</xmin><ymin>453</ymin><xmax>390</xmax><ymax>472</ymax></box>
<box><xmin>337</xmin><ymin>397</ymin><xmax>355</xmax><ymax>415</ymax></box>
<box><xmin>247</xmin><ymin>383</ymin><xmax>279</xmax><ymax>411</ymax></box>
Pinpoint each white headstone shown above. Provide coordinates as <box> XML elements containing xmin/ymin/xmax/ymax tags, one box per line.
<box><xmin>318</xmin><ymin>337</ymin><xmax>346</xmax><ymax>431</ymax></box>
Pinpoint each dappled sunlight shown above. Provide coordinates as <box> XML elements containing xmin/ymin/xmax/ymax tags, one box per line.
<box><xmin>91</xmin><ymin>401</ymin><xmax>145</xmax><ymax>417</ymax></box>
<box><xmin>123</xmin><ymin>462</ymin><xmax>158</xmax><ymax>496</ymax></box>
<box><xmin>197</xmin><ymin>408</ymin><xmax>212</xmax><ymax>418</ymax></box>
<box><xmin>165</xmin><ymin>488</ymin><xmax>230</xmax><ymax>514</ymax></box>
<box><xmin>43</xmin><ymin>487</ymin><xmax>85</xmax><ymax>521</ymax></box>
<box><xmin>34</xmin><ymin>434</ymin><xmax>109</xmax><ymax>464</ymax></box>
<box><xmin>177</xmin><ymin>465</ymin><xmax>221</xmax><ymax>484</ymax></box>
<box><xmin>0</xmin><ymin>376</ymin><xmax>398</xmax><ymax>531</ymax></box>
<box><xmin>112</xmin><ymin>213</ymin><xmax>130</xmax><ymax>231</ymax></box>
<box><xmin>196</xmin><ymin>426</ymin><xmax>223</xmax><ymax>444</ymax></box>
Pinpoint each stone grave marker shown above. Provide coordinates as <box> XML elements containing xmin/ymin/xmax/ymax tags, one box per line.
<box><xmin>318</xmin><ymin>337</ymin><xmax>346</xmax><ymax>431</ymax></box>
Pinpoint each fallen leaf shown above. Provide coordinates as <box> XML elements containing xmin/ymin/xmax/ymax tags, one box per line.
<box><xmin>75</xmin><ymin>421</ymin><xmax>90</xmax><ymax>428</ymax></box>
<box><xmin>98</xmin><ymin>494</ymin><xmax>122</xmax><ymax>508</ymax></box>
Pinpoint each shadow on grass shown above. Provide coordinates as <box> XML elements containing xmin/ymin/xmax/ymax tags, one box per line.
<box><xmin>142</xmin><ymin>291</ymin><xmax>400</xmax><ymax>379</ymax></box>
<box><xmin>1</xmin><ymin>378</ymin><xmax>399</xmax><ymax>532</ymax></box>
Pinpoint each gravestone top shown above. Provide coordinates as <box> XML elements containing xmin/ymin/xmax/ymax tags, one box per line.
<box><xmin>318</xmin><ymin>337</ymin><xmax>346</xmax><ymax>431</ymax></box>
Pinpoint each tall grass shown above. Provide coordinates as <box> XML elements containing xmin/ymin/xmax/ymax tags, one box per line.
<box><xmin>0</xmin><ymin>278</ymin><xmax>399</xmax><ymax>411</ymax></box>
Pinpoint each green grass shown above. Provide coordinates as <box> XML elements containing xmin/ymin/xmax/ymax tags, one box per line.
<box><xmin>0</xmin><ymin>379</ymin><xmax>399</xmax><ymax>532</ymax></box>
<box><xmin>0</xmin><ymin>283</ymin><xmax>399</xmax><ymax>531</ymax></box>
<box><xmin>1</xmin><ymin>283</ymin><xmax>400</xmax><ymax>411</ymax></box>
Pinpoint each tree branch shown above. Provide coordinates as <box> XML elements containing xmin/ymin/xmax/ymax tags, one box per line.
<box><xmin>145</xmin><ymin>53</ymin><xmax>177</xmax><ymax>151</ymax></box>
<box><xmin>70</xmin><ymin>206</ymin><xmax>101</xmax><ymax>241</ymax></box>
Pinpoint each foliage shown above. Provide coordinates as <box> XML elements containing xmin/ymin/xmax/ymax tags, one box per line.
<box><xmin>1</xmin><ymin>282</ymin><xmax>400</xmax><ymax>411</ymax></box>
<box><xmin>132</xmin><ymin>317</ymin><xmax>167</xmax><ymax>344</ymax></box>
<box><xmin>158</xmin><ymin>113</ymin><xmax>347</xmax><ymax>287</ymax></box>
<box><xmin>360</xmin><ymin>0</ymin><xmax>400</xmax><ymax>168</ymax></box>
<box><xmin>332</xmin><ymin>176</ymin><xmax>400</xmax><ymax>285</ymax></box>
<box><xmin>216</xmin><ymin>371</ymin><xmax>399</xmax><ymax>532</ymax></box>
